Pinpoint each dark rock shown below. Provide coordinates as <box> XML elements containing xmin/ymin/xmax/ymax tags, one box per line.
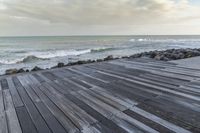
<box><xmin>5</xmin><ymin>69</ymin><xmax>18</xmax><ymax>75</ymax></box>
<box><xmin>57</xmin><ymin>62</ymin><xmax>65</xmax><ymax>67</ymax></box>
<box><xmin>77</xmin><ymin>60</ymin><xmax>87</xmax><ymax>64</ymax></box>
<box><xmin>104</xmin><ymin>55</ymin><xmax>114</xmax><ymax>61</ymax></box>
<box><xmin>17</xmin><ymin>68</ymin><xmax>25</xmax><ymax>73</ymax></box>
<box><xmin>96</xmin><ymin>59</ymin><xmax>103</xmax><ymax>62</ymax></box>
<box><xmin>149</xmin><ymin>51</ymin><xmax>157</xmax><ymax>58</ymax></box>
<box><xmin>122</xmin><ymin>56</ymin><xmax>128</xmax><ymax>59</ymax></box>
<box><xmin>162</xmin><ymin>57</ymin><xmax>170</xmax><ymax>61</ymax></box>
<box><xmin>26</xmin><ymin>69</ymin><xmax>30</xmax><ymax>72</ymax></box>
<box><xmin>31</xmin><ymin>66</ymin><xmax>43</xmax><ymax>71</ymax></box>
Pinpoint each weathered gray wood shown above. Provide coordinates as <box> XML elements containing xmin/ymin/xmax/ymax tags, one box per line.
<box><xmin>0</xmin><ymin>85</ymin><xmax>8</xmax><ymax>133</ymax></box>
<box><xmin>72</xmin><ymin>91</ymin><xmax>158</xmax><ymax>133</ymax></box>
<box><xmin>13</xmin><ymin>77</ymin><xmax>52</xmax><ymax>133</ymax></box>
<box><xmin>130</xmin><ymin>107</ymin><xmax>192</xmax><ymax>133</ymax></box>
<box><xmin>1</xmin><ymin>58</ymin><xmax>200</xmax><ymax>133</ymax></box>
<box><xmin>16</xmin><ymin>106</ymin><xmax>38</xmax><ymax>133</ymax></box>
<box><xmin>19</xmin><ymin>76</ymin><xmax>67</xmax><ymax>133</ymax></box>
<box><xmin>40</xmin><ymin>83</ymin><xmax>97</xmax><ymax>131</ymax></box>
<box><xmin>96</xmin><ymin>70</ymin><xmax>200</xmax><ymax>102</ymax></box>
<box><xmin>30</xmin><ymin>84</ymin><xmax>79</xmax><ymax>133</ymax></box>
<box><xmin>3</xmin><ymin>89</ymin><xmax>22</xmax><ymax>133</ymax></box>
<box><xmin>68</xmin><ymin>68</ymin><xmax>109</xmax><ymax>83</ymax></box>
<box><xmin>18</xmin><ymin>76</ymin><xmax>40</xmax><ymax>103</ymax></box>
<box><xmin>108</xmin><ymin>61</ymin><xmax>196</xmax><ymax>81</ymax></box>
<box><xmin>35</xmin><ymin>102</ymin><xmax>67</xmax><ymax>133</ymax></box>
<box><xmin>0</xmin><ymin>79</ymin><xmax>9</xmax><ymax>90</ymax></box>
<box><xmin>6</xmin><ymin>77</ymin><xmax>23</xmax><ymax>107</ymax></box>
<box><xmin>65</xmin><ymin>93</ymin><xmax>127</xmax><ymax>133</ymax></box>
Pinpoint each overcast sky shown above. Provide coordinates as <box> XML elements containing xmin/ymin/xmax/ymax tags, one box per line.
<box><xmin>0</xmin><ymin>0</ymin><xmax>200</xmax><ymax>36</ymax></box>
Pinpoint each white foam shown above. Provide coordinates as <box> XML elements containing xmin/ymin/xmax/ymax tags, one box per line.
<box><xmin>0</xmin><ymin>49</ymin><xmax>92</xmax><ymax>65</ymax></box>
<box><xmin>0</xmin><ymin>58</ymin><xmax>24</xmax><ymax>65</ymax></box>
<box><xmin>25</xmin><ymin>49</ymin><xmax>92</xmax><ymax>59</ymax></box>
<box><xmin>129</xmin><ymin>39</ymin><xmax>135</xmax><ymax>42</ymax></box>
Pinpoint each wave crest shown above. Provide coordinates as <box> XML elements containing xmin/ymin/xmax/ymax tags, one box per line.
<box><xmin>0</xmin><ymin>47</ymin><xmax>114</xmax><ymax>65</ymax></box>
<box><xmin>20</xmin><ymin>55</ymin><xmax>47</xmax><ymax>63</ymax></box>
<box><xmin>91</xmin><ymin>47</ymin><xmax>114</xmax><ymax>53</ymax></box>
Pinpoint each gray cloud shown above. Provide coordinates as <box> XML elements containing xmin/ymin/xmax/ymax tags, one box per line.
<box><xmin>1</xmin><ymin>0</ymin><xmax>199</xmax><ymax>24</ymax></box>
<box><xmin>0</xmin><ymin>0</ymin><xmax>200</xmax><ymax>35</ymax></box>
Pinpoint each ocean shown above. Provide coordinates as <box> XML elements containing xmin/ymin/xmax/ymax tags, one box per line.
<box><xmin>1</xmin><ymin>35</ymin><xmax>200</xmax><ymax>75</ymax></box>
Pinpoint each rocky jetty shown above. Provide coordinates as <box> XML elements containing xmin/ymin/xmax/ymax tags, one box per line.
<box><xmin>130</xmin><ymin>48</ymin><xmax>200</xmax><ymax>61</ymax></box>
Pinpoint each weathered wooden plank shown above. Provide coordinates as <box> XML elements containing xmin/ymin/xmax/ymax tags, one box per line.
<box><xmin>121</xmin><ymin>60</ymin><xmax>166</xmax><ymax>69</ymax></box>
<box><xmin>137</xmin><ymin>100</ymin><xmax>200</xmax><ymax>132</ymax></box>
<box><xmin>180</xmin><ymin>85</ymin><xmax>200</xmax><ymax>94</ymax></box>
<box><xmin>12</xmin><ymin>77</ymin><xmax>52</xmax><ymax>133</ymax></box>
<box><xmin>69</xmin><ymin>77</ymin><xmax>92</xmax><ymax>89</ymax></box>
<box><xmin>123</xmin><ymin>109</ymin><xmax>173</xmax><ymax>133</ymax></box>
<box><xmin>0</xmin><ymin>85</ymin><xmax>8</xmax><ymax>133</ymax></box>
<box><xmin>3</xmin><ymin>89</ymin><xmax>22</xmax><ymax>133</ymax></box>
<box><xmin>54</xmin><ymin>78</ymin><xmax>82</xmax><ymax>92</ymax></box>
<box><xmin>83</xmin><ymin>87</ymin><xmax>135</xmax><ymax>111</ymax></box>
<box><xmin>32</xmin><ymin>74</ymin><xmax>45</xmax><ymax>83</ymax></box>
<box><xmin>68</xmin><ymin>78</ymin><xmax>140</xmax><ymax>106</ymax></box>
<box><xmin>0</xmin><ymin>111</ymin><xmax>8</xmax><ymax>133</ymax></box>
<box><xmin>6</xmin><ymin>77</ymin><xmax>23</xmax><ymax>107</ymax></box>
<box><xmin>88</xmin><ymin>65</ymin><xmax>194</xmax><ymax>97</ymax></box>
<box><xmin>70</xmin><ymin>66</ymin><xmax>120</xmax><ymax>82</ymax></box>
<box><xmin>35</xmin><ymin>102</ymin><xmax>67</xmax><ymax>133</ymax></box>
<box><xmin>40</xmin><ymin>83</ymin><xmax>97</xmax><ymax>131</ymax></box>
<box><xmin>64</xmin><ymin>77</ymin><xmax>138</xmax><ymax>112</ymax></box>
<box><xmin>72</xmin><ymin>91</ymin><xmax>158</xmax><ymax>133</ymax></box>
<box><xmin>141</xmin><ymin>73</ymin><xmax>189</xmax><ymax>85</ymax></box>
<box><xmin>163</xmin><ymin>68</ymin><xmax>200</xmax><ymax>78</ymax></box>
<box><xmin>67</xmin><ymin>71</ymin><xmax>106</xmax><ymax>86</ymax></box>
<box><xmin>96</xmin><ymin>70</ymin><xmax>200</xmax><ymax>102</ymax></box>
<box><xmin>65</xmin><ymin>93</ymin><xmax>128</xmax><ymax>133</ymax></box>
<box><xmin>29</xmin><ymin>83</ymin><xmax>79</xmax><ymax>133</ymax></box>
<box><xmin>37</xmin><ymin>73</ymin><xmax>52</xmax><ymax>82</ymax></box>
<box><xmin>126</xmin><ymin>58</ymin><xmax>176</xmax><ymax>65</ymax></box>
<box><xmin>88</xmin><ymin>91</ymin><xmax>128</xmax><ymax>111</ymax></box>
<box><xmin>67</xmin><ymin>68</ymin><xmax>109</xmax><ymax>83</ymax></box>
<box><xmin>107</xmin><ymin>61</ymin><xmax>195</xmax><ymax>81</ymax></box>
<box><xmin>15</xmin><ymin>106</ymin><xmax>37</xmax><ymax>133</ymax></box>
<box><xmin>128</xmin><ymin>107</ymin><xmax>192</xmax><ymax>133</ymax></box>
<box><xmin>24</xmin><ymin>74</ymin><xmax>69</xmax><ymax>133</ymax></box>
<box><xmin>43</xmin><ymin>72</ymin><xmax>58</xmax><ymax>81</ymax></box>
<box><xmin>18</xmin><ymin>76</ymin><xmax>40</xmax><ymax>103</ymax></box>
<box><xmin>111</xmin><ymin>111</ymin><xmax>159</xmax><ymax>133</ymax></box>
<box><xmin>0</xmin><ymin>79</ymin><xmax>9</xmax><ymax>90</ymax></box>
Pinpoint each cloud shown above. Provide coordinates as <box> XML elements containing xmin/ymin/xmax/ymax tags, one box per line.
<box><xmin>0</xmin><ymin>0</ymin><xmax>200</xmax><ymax>35</ymax></box>
<box><xmin>0</xmin><ymin>0</ymin><xmax>200</xmax><ymax>25</ymax></box>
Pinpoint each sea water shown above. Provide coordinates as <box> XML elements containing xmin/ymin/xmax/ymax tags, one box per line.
<box><xmin>1</xmin><ymin>35</ymin><xmax>200</xmax><ymax>74</ymax></box>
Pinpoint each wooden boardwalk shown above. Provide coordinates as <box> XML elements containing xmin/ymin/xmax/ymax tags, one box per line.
<box><xmin>0</xmin><ymin>58</ymin><xmax>200</xmax><ymax>133</ymax></box>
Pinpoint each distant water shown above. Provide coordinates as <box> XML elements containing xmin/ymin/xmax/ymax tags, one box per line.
<box><xmin>1</xmin><ymin>35</ymin><xmax>200</xmax><ymax>74</ymax></box>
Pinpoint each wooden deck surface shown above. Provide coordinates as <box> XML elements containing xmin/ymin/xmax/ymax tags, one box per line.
<box><xmin>0</xmin><ymin>58</ymin><xmax>200</xmax><ymax>133</ymax></box>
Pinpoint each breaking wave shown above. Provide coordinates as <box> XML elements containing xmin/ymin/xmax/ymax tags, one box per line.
<box><xmin>0</xmin><ymin>47</ymin><xmax>114</xmax><ymax>65</ymax></box>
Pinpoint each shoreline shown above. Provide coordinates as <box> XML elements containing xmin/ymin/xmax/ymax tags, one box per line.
<box><xmin>3</xmin><ymin>48</ymin><xmax>200</xmax><ymax>76</ymax></box>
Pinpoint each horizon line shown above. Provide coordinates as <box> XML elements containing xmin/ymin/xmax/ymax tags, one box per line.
<box><xmin>1</xmin><ymin>34</ymin><xmax>200</xmax><ymax>37</ymax></box>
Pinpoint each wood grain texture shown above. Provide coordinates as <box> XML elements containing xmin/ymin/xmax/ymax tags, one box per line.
<box><xmin>0</xmin><ymin>58</ymin><xmax>200</xmax><ymax>133</ymax></box>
